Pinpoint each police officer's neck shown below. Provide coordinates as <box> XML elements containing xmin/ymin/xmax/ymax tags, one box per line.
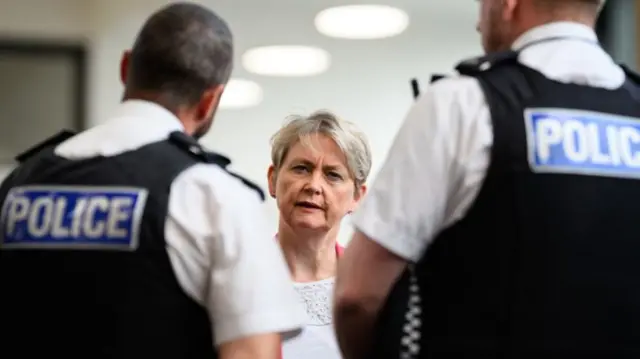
<box><xmin>505</xmin><ymin>6</ymin><xmax>598</xmax><ymax>49</ymax></box>
<box><xmin>278</xmin><ymin>225</ymin><xmax>338</xmax><ymax>283</ymax></box>
<box><xmin>122</xmin><ymin>91</ymin><xmax>201</xmax><ymax>137</ymax></box>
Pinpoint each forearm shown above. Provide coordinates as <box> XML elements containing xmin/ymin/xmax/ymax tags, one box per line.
<box><xmin>218</xmin><ymin>333</ymin><xmax>282</xmax><ymax>359</ymax></box>
<box><xmin>334</xmin><ymin>301</ymin><xmax>380</xmax><ymax>359</ymax></box>
<box><xmin>333</xmin><ymin>231</ymin><xmax>409</xmax><ymax>358</ymax></box>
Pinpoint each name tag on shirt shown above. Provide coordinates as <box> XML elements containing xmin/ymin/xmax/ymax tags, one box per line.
<box><xmin>525</xmin><ymin>108</ymin><xmax>640</xmax><ymax>179</ymax></box>
<box><xmin>0</xmin><ymin>186</ymin><xmax>148</xmax><ymax>250</ymax></box>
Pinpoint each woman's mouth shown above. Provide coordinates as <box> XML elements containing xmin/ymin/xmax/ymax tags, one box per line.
<box><xmin>295</xmin><ymin>201</ymin><xmax>323</xmax><ymax>210</ymax></box>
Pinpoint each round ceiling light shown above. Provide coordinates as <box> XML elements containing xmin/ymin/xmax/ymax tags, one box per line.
<box><xmin>219</xmin><ymin>79</ymin><xmax>263</xmax><ymax>109</ymax></box>
<box><xmin>314</xmin><ymin>5</ymin><xmax>409</xmax><ymax>39</ymax></box>
<box><xmin>242</xmin><ymin>45</ymin><xmax>331</xmax><ymax>77</ymax></box>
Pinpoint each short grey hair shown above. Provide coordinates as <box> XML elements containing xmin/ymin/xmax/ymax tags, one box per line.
<box><xmin>270</xmin><ymin>111</ymin><xmax>372</xmax><ymax>186</ymax></box>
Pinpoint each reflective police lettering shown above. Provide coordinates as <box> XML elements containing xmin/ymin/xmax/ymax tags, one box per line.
<box><xmin>0</xmin><ymin>186</ymin><xmax>148</xmax><ymax>250</ymax></box>
<box><xmin>525</xmin><ymin>108</ymin><xmax>640</xmax><ymax>178</ymax></box>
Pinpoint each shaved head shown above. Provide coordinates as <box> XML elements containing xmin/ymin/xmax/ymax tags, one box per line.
<box><xmin>532</xmin><ymin>0</ymin><xmax>605</xmax><ymax>13</ymax></box>
<box><xmin>477</xmin><ymin>0</ymin><xmax>605</xmax><ymax>54</ymax></box>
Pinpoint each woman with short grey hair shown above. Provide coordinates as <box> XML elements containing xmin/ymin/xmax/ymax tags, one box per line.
<box><xmin>267</xmin><ymin>110</ymin><xmax>372</xmax><ymax>359</ymax></box>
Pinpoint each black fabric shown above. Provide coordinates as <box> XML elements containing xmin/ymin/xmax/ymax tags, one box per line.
<box><xmin>169</xmin><ymin>132</ymin><xmax>264</xmax><ymax>201</ymax></box>
<box><xmin>202</xmin><ymin>150</ymin><xmax>265</xmax><ymax>201</ymax></box>
<box><xmin>205</xmin><ymin>151</ymin><xmax>232</xmax><ymax>168</ymax></box>
<box><xmin>201</xmin><ymin>149</ymin><xmax>265</xmax><ymax>201</ymax></box>
<box><xmin>411</xmin><ymin>78</ymin><xmax>421</xmax><ymax>99</ymax></box>
<box><xmin>228</xmin><ymin>171</ymin><xmax>265</xmax><ymax>201</ymax></box>
<box><xmin>0</xmin><ymin>131</ymin><xmax>220</xmax><ymax>359</ymax></box>
<box><xmin>15</xmin><ymin>129</ymin><xmax>77</xmax><ymax>162</ymax></box>
<box><xmin>430</xmin><ymin>74</ymin><xmax>446</xmax><ymax>84</ymax></box>
<box><xmin>372</xmin><ymin>53</ymin><xmax>640</xmax><ymax>358</ymax></box>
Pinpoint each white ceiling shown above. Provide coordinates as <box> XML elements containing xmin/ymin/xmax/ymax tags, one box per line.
<box><xmin>214</xmin><ymin>0</ymin><xmax>480</xmax><ymax>77</ymax></box>
<box><xmin>192</xmin><ymin>0</ymin><xmax>483</xmax><ymax>173</ymax></box>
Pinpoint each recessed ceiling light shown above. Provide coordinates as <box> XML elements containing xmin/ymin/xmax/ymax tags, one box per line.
<box><xmin>314</xmin><ymin>5</ymin><xmax>409</xmax><ymax>39</ymax></box>
<box><xmin>219</xmin><ymin>79</ymin><xmax>263</xmax><ymax>109</ymax></box>
<box><xmin>242</xmin><ymin>45</ymin><xmax>331</xmax><ymax>77</ymax></box>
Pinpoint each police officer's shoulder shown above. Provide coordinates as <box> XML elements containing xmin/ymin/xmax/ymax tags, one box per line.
<box><xmin>418</xmin><ymin>74</ymin><xmax>484</xmax><ymax>109</ymax></box>
<box><xmin>419</xmin><ymin>51</ymin><xmax>518</xmax><ymax>105</ymax></box>
<box><xmin>168</xmin><ymin>131</ymin><xmax>265</xmax><ymax>201</ymax></box>
<box><xmin>15</xmin><ymin>129</ymin><xmax>77</xmax><ymax>163</ymax></box>
<box><xmin>203</xmin><ymin>159</ymin><xmax>265</xmax><ymax>202</ymax></box>
<box><xmin>176</xmin><ymin>163</ymin><xmax>266</xmax><ymax>208</ymax></box>
<box><xmin>620</xmin><ymin>64</ymin><xmax>640</xmax><ymax>84</ymax></box>
<box><xmin>168</xmin><ymin>131</ymin><xmax>211</xmax><ymax>162</ymax></box>
<box><xmin>403</xmin><ymin>75</ymin><xmax>485</xmax><ymax>142</ymax></box>
<box><xmin>454</xmin><ymin>50</ymin><xmax>518</xmax><ymax>77</ymax></box>
<box><xmin>225</xmin><ymin>171</ymin><xmax>265</xmax><ymax>201</ymax></box>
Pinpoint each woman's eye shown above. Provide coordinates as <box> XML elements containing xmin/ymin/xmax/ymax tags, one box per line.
<box><xmin>327</xmin><ymin>172</ymin><xmax>343</xmax><ymax>180</ymax></box>
<box><xmin>292</xmin><ymin>165</ymin><xmax>308</xmax><ymax>172</ymax></box>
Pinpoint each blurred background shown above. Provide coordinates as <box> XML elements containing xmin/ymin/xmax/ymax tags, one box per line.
<box><xmin>0</xmin><ymin>0</ymin><xmax>637</xmax><ymax>244</ymax></box>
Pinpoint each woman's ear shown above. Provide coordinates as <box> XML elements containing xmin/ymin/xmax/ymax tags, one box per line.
<box><xmin>267</xmin><ymin>165</ymin><xmax>277</xmax><ymax>198</ymax></box>
<box><xmin>348</xmin><ymin>183</ymin><xmax>367</xmax><ymax>212</ymax></box>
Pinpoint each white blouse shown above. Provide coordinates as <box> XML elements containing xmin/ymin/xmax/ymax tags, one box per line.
<box><xmin>282</xmin><ymin>277</ymin><xmax>342</xmax><ymax>359</ymax></box>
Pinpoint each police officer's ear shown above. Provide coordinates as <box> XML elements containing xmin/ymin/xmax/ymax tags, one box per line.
<box><xmin>267</xmin><ymin>165</ymin><xmax>277</xmax><ymax>198</ymax></box>
<box><xmin>503</xmin><ymin>0</ymin><xmax>518</xmax><ymax>21</ymax></box>
<box><xmin>197</xmin><ymin>85</ymin><xmax>224</xmax><ymax>122</ymax></box>
<box><xmin>120</xmin><ymin>50</ymin><xmax>131</xmax><ymax>86</ymax></box>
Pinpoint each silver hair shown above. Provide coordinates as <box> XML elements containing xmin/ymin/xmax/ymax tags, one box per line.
<box><xmin>270</xmin><ymin>110</ymin><xmax>372</xmax><ymax>186</ymax></box>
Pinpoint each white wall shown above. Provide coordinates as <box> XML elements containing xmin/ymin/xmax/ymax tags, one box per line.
<box><xmin>0</xmin><ymin>0</ymin><xmax>88</xmax><ymax>39</ymax></box>
<box><xmin>603</xmin><ymin>0</ymin><xmax>637</xmax><ymax>66</ymax></box>
<box><xmin>0</xmin><ymin>54</ymin><xmax>77</xmax><ymax>161</ymax></box>
<box><xmin>0</xmin><ymin>0</ymin><xmax>88</xmax><ymax>179</ymax></box>
<box><xmin>0</xmin><ymin>0</ymin><xmax>482</xmax><ymax>243</ymax></box>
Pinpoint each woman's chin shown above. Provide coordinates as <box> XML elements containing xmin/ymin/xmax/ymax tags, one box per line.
<box><xmin>291</xmin><ymin>219</ymin><xmax>329</xmax><ymax>233</ymax></box>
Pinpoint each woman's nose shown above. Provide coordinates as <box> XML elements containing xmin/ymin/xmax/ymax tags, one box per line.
<box><xmin>303</xmin><ymin>171</ymin><xmax>323</xmax><ymax>194</ymax></box>
<box><xmin>302</xmin><ymin>185</ymin><xmax>321</xmax><ymax>195</ymax></box>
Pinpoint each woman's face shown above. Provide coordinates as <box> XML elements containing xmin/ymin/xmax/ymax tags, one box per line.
<box><xmin>268</xmin><ymin>134</ymin><xmax>366</xmax><ymax>233</ymax></box>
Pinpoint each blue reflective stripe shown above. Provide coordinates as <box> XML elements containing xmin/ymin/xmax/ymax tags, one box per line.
<box><xmin>525</xmin><ymin>108</ymin><xmax>640</xmax><ymax>179</ymax></box>
<box><xmin>0</xmin><ymin>186</ymin><xmax>148</xmax><ymax>250</ymax></box>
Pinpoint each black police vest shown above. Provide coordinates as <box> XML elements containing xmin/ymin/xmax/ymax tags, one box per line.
<box><xmin>0</xmin><ymin>131</ymin><xmax>263</xmax><ymax>359</ymax></box>
<box><xmin>371</xmin><ymin>52</ymin><xmax>640</xmax><ymax>358</ymax></box>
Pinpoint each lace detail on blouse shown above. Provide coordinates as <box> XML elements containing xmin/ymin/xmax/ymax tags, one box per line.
<box><xmin>294</xmin><ymin>278</ymin><xmax>335</xmax><ymax>326</ymax></box>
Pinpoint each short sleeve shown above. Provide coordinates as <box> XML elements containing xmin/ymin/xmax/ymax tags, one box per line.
<box><xmin>351</xmin><ymin>77</ymin><xmax>491</xmax><ymax>261</ymax></box>
<box><xmin>165</xmin><ymin>164</ymin><xmax>305</xmax><ymax>345</ymax></box>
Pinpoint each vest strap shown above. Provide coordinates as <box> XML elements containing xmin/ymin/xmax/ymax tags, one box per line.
<box><xmin>15</xmin><ymin>130</ymin><xmax>77</xmax><ymax>163</ymax></box>
<box><xmin>168</xmin><ymin>131</ymin><xmax>265</xmax><ymax>201</ymax></box>
<box><xmin>455</xmin><ymin>50</ymin><xmax>519</xmax><ymax>77</ymax></box>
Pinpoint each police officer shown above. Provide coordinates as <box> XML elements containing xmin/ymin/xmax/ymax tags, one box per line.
<box><xmin>0</xmin><ymin>3</ymin><xmax>304</xmax><ymax>359</ymax></box>
<box><xmin>333</xmin><ymin>0</ymin><xmax>640</xmax><ymax>357</ymax></box>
